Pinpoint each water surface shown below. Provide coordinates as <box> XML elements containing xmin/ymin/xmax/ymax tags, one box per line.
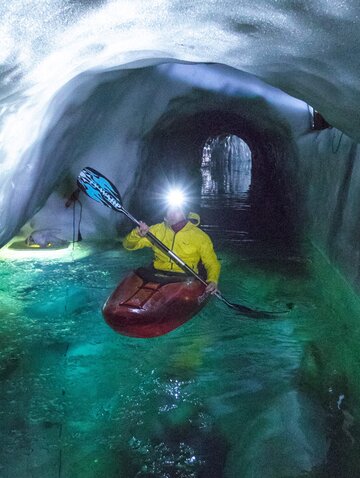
<box><xmin>1</xmin><ymin>144</ymin><xmax>360</xmax><ymax>476</ymax></box>
<box><xmin>1</xmin><ymin>231</ymin><xmax>360</xmax><ymax>477</ymax></box>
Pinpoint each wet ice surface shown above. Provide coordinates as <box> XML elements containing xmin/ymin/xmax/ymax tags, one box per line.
<box><xmin>1</xmin><ymin>233</ymin><xmax>360</xmax><ymax>477</ymax></box>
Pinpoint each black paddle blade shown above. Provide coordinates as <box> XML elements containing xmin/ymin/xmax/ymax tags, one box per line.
<box><xmin>77</xmin><ymin>167</ymin><xmax>123</xmax><ymax>211</ymax></box>
<box><xmin>216</xmin><ymin>293</ymin><xmax>289</xmax><ymax>319</ymax></box>
<box><xmin>226</xmin><ymin>301</ymin><xmax>275</xmax><ymax>319</ymax></box>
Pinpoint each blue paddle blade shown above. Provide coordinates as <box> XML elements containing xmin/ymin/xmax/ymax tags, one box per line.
<box><xmin>77</xmin><ymin>167</ymin><xmax>123</xmax><ymax>211</ymax></box>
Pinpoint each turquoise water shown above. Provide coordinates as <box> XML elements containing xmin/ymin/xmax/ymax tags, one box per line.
<box><xmin>1</xmin><ymin>238</ymin><xmax>360</xmax><ymax>477</ymax></box>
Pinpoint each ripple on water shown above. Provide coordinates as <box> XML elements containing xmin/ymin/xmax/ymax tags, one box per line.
<box><xmin>0</xmin><ymin>241</ymin><xmax>360</xmax><ymax>476</ymax></box>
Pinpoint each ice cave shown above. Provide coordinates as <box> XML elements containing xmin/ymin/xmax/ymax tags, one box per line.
<box><xmin>1</xmin><ymin>1</ymin><xmax>360</xmax><ymax>477</ymax></box>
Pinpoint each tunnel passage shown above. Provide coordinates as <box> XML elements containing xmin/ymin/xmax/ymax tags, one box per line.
<box><xmin>6</xmin><ymin>61</ymin><xmax>308</xmax><ymax>250</ymax></box>
<box><xmin>200</xmin><ymin>134</ymin><xmax>252</xmax><ymax>197</ymax></box>
<box><xmin>132</xmin><ymin>109</ymin><xmax>300</xmax><ymax>255</ymax></box>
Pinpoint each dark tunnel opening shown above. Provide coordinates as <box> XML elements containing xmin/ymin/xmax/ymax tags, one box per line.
<box><xmin>131</xmin><ymin>109</ymin><xmax>300</xmax><ymax>258</ymax></box>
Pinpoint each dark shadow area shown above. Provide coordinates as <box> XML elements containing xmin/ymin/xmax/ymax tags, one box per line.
<box><xmin>131</xmin><ymin>109</ymin><xmax>301</xmax><ymax>258</ymax></box>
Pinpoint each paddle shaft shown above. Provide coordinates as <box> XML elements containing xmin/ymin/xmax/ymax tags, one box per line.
<box><xmin>77</xmin><ymin>166</ymin><xmax>279</xmax><ymax>316</ymax></box>
<box><xmin>76</xmin><ymin>168</ymin><xmax>207</xmax><ymax>285</ymax></box>
<box><xmin>142</xmin><ymin>224</ymin><xmax>275</xmax><ymax>312</ymax></box>
<box><xmin>121</xmin><ymin>207</ymin><xmax>266</xmax><ymax>312</ymax></box>
<box><xmin>110</xmin><ymin>203</ymin><xmax>241</xmax><ymax>310</ymax></box>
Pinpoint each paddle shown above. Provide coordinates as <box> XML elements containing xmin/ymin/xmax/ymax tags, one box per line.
<box><xmin>77</xmin><ymin>166</ymin><xmax>286</xmax><ymax>318</ymax></box>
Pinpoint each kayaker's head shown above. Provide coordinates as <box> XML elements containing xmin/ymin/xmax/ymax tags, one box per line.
<box><xmin>165</xmin><ymin>206</ymin><xmax>186</xmax><ymax>226</ymax></box>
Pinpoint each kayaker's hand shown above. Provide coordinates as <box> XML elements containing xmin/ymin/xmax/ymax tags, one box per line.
<box><xmin>205</xmin><ymin>282</ymin><xmax>218</xmax><ymax>295</ymax></box>
<box><xmin>137</xmin><ymin>221</ymin><xmax>149</xmax><ymax>237</ymax></box>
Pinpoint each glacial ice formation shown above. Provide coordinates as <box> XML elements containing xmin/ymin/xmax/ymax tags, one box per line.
<box><xmin>1</xmin><ymin>0</ymin><xmax>360</xmax><ymax>286</ymax></box>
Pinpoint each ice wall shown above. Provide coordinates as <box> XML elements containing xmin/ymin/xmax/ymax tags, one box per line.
<box><xmin>1</xmin><ymin>0</ymin><xmax>359</xmax><ymax>137</ymax></box>
<box><xmin>284</xmin><ymin>129</ymin><xmax>360</xmax><ymax>289</ymax></box>
<box><xmin>0</xmin><ymin>62</ymin><xmax>309</xmax><ymax>245</ymax></box>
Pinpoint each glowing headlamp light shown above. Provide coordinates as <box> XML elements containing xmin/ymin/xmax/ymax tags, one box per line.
<box><xmin>166</xmin><ymin>188</ymin><xmax>186</xmax><ymax>208</ymax></box>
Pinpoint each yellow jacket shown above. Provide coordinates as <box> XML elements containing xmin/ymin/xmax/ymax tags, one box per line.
<box><xmin>123</xmin><ymin>221</ymin><xmax>221</xmax><ymax>284</ymax></box>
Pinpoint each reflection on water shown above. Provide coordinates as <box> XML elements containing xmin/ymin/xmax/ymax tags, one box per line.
<box><xmin>200</xmin><ymin>135</ymin><xmax>254</xmax><ymax>250</ymax></box>
<box><xmin>2</xmin><ymin>244</ymin><xmax>360</xmax><ymax>476</ymax></box>
<box><xmin>201</xmin><ymin>135</ymin><xmax>252</xmax><ymax>197</ymax></box>
<box><xmin>2</xmin><ymin>143</ymin><xmax>360</xmax><ymax>476</ymax></box>
<box><xmin>199</xmin><ymin>134</ymin><xmax>294</xmax><ymax>257</ymax></box>
<box><xmin>1</xmin><ymin>242</ymin><xmax>360</xmax><ymax>476</ymax></box>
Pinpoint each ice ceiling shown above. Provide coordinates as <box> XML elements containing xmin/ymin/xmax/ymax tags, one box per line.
<box><xmin>1</xmin><ymin>0</ymin><xmax>360</xmax><ymax>246</ymax></box>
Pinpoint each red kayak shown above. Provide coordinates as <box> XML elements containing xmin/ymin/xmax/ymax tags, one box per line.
<box><xmin>103</xmin><ymin>268</ymin><xmax>210</xmax><ymax>338</ymax></box>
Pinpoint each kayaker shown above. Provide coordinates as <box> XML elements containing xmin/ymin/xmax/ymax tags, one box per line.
<box><xmin>123</xmin><ymin>207</ymin><xmax>220</xmax><ymax>294</ymax></box>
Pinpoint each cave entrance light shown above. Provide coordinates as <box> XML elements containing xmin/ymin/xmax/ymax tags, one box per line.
<box><xmin>201</xmin><ymin>134</ymin><xmax>252</xmax><ymax>197</ymax></box>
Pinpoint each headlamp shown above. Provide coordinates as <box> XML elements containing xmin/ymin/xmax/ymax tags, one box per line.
<box><xmin>166</xmin><ymin>188</ymin><xmax>186</xmax><ymax>208</ymax></box>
